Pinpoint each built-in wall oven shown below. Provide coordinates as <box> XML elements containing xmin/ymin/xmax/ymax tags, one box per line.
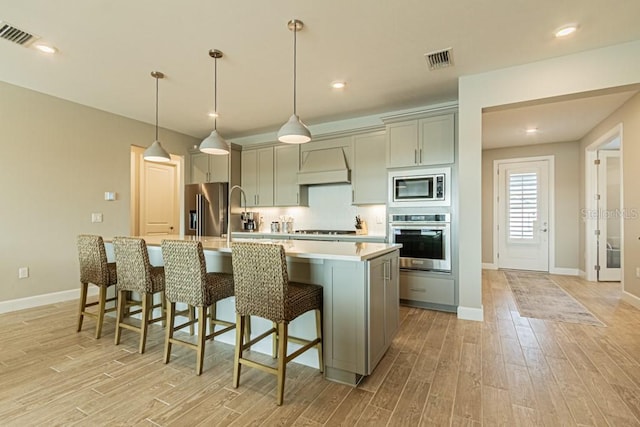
<box><xmin>389</xmin><ymin>213</ymin><xmax>451</xmax><ymax>272</ymax></box>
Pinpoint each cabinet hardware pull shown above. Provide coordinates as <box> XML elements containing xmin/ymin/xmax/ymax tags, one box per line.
<box><xmin>410</xmin><ymin>288</ymin><xmax>426</xmax><ymax>292</ymax></box>
<box><xmin>414</xmin><ymin>148</ymin><xmax>418</xmax><ymax>164</ymax></box>
<box><xmin>419</xmin><ymin>149</ymin><xmax>423</xmax><ymax>164</ymax></box>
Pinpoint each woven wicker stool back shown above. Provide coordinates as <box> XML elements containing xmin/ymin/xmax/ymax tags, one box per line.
<box><xmin>161</xmin><ymin>240</ymin><xmax>210</xmax><ymax>307</ymax></box>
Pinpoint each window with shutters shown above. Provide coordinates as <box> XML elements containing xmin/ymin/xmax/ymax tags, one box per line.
<box><xmin>508</xmin><ymin>172</ymin><xmax>537</xmax><ymax>240</ymax></box>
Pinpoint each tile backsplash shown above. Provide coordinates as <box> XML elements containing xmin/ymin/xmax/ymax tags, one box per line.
<box><xmin>254</xmin><ymin>184</ymin><xmax>387</xmax><ymax>236</ymax></box>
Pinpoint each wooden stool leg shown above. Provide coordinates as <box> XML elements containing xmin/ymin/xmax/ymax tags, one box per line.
<box><xmin>114</xmin><ymin>290</ymin><xmax>126</xmax><ymax>345</ymax></box>
<box><xmin>276</xmin><ymin>322</ymin><xmax>288</xmax><ymax>406</ymax></box>
<box><xmin>77</xmin><ymin>282</ymin><xmax>88</xmax><ymax>332</ymax></box>
<box><xmin>95</xmin><ymin>286</ymin><xmax>107</xmax><ymax>339</ymax></box>
<box><xmin>272</xmin><ymin>321</ymin><xmax>278</xmax><ymax>358</ymax></box>
<box><xmin>189</xmin><ymin>305</ymin><xmax>195</xmax><ymax>336</ymax></box>
<box><xmin>233</xmin><ymin>313</ymin><xmax>245</xmax><ymax>388</ymax></box>
<box><xmin>139</xmin><ymin>293</ymin><xmax>150</xmax><ymax>354</ymax></box>
<box><xmin>161</xmin><ymin>291</ymin><xmax>166</xmax><ymax>327</ymax></box>
<box><xmin>210</xmin><ymin>303</ymin><xmax>217</xmax><ymax>340</ymax></box>
<box><xmin>196</xmin><ymin>306</ymin><xmax>207</xmax><ymax>375</ymax></box>
<box><xmin>315</xmin><ymin>309</ymin><xmax>324</xmax><ymax>373</ymax></box>
<box><xmin>244</xmin><ymin>316</ymin><xmax>252</xmax><ymax>349</ymax></box>
<box><xmin>164</xmin><ymin>301</ymin><xmax>175</xmax><ymax>364</ymax></box>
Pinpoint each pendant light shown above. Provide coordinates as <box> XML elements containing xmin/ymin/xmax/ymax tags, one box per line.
<box><xmin>143</xmin><ymin>71</ymin><xmax>171</xmax><ymax>162</ymax></box>
<box><xmin>277</xmin><ymin>19</ymin><xmax>311</xmax><ymax>144</ymax></box>
<box><xmin>200</xmin><ymin>49</ymin><xmax>230</xmax><ymax>155</ymax></box>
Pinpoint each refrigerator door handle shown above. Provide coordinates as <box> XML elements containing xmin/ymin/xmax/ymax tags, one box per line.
<box><xmin>196</xmin><ymin>193</ymin><xmax>204</xmax><ymax>236</ymax></box>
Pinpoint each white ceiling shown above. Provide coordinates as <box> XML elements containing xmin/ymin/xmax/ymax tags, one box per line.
<box><xmin>1</xmin><ymin>1</ymin><xmax>640</xmax><ymax>145</ymax></box>
<box><xmin>482</xmin><ymin>88</ymin><xmax>638</xmax><ymax>149</ymax></box>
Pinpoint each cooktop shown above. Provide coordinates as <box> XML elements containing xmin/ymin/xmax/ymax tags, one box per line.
<box><xmin>294</xmin><ymin>229</ymin><xmax>357</xmax><ymax>235</ymax></box>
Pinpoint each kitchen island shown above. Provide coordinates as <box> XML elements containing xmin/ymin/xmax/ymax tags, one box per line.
<box><xmin>112</xmin><ymin>235</ymin><xmax>401</xmax><ymax>385</ymax></box>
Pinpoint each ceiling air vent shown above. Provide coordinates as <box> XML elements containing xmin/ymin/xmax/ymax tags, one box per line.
<box><xmin>0</xmin><ymin>21</ymin><xmax>39</xmax><ymax>46</ymax></box>
<box><xmin>424</xmin><ymin>48</ymin><xmax>453</xmax><ymax>70</ymax></box>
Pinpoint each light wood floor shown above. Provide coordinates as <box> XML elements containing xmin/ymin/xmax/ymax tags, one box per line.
<box><xmin>1</xmin><ymin>271</ymin><xmax>640</xmax><ymax>426</ymax></box>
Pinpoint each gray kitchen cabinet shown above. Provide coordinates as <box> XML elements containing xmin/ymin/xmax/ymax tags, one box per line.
<box><xmin>241</xmin><ymin>147</ymin><xmax>274</xmax><ymax>207</ymax></box>
<box><xmin>367</xmin><ymin>251</ymin><xmax>399</xmax><ymax>371</ymax></box>
<box><xmin>352</xmin><ymin>131</ymin><xmax>387</xmax><ymax>204</ymax></box>
<box><xmin>399</xmin><ymin>271</ymin><xmax>455</xmax><ymax>306</ymax></box>
<box><xmin>274</xmin><ymin>145</ymin><xmax>308</xmax><ymax>206</ymax></box>
<box><xmin>387</xmin><ymin>113</ymin><xmax>455</xmax><ymax>168</ymax></box>
<box><xmin>190</xmin><ymin>152</ymin><xmax>230</xmax><ymax>183</ymax></box>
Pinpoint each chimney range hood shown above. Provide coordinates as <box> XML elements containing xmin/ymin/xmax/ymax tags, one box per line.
<box><xmin>297</xmin><ymin>147</ymin><xmax>351</xmax><ymax>185</ymax></box>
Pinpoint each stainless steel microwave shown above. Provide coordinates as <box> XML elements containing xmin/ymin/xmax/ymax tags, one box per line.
<box><xmin>388</xmin><ymin>167</ymin><xmax>450</xmax><ymax>207</ymax></box>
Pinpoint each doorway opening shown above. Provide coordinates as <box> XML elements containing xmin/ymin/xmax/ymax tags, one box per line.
<box><xmin>584</xmin><ymin>124</ymin><xmax>623</xmax><ymax>282</ymax></box>
<box><xmin>494</xmin><ymin>156</ymin><xmax>554</xmax><ymax>272</ymax></box>
<box><xmin>130</xmin><ymin>145</ymin><xmax>183</xmax><ymax>236</ymax></box>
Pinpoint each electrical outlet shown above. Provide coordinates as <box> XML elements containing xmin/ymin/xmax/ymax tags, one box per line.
<box><xmin>376</xmin><ymin>216</ymin><xmax>383</xmax><ymax>224</ymax></box>
<box><xmin>18</xmin><ymin>267</ymin><xmax>29</xmax><ymax>279</ymax></box>
<box><xmin>91</xmin><ymin>213</ymin><xmax>103</xmax><ymax>223</ymax></box>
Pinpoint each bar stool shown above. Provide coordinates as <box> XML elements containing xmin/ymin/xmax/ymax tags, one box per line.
<box><xmin>161</xmin><ymin>239</ymin><xmax>235</xmax><ymax>375</ymax></box>
<box><xmin>230</xmin><ymin>241</ymin><xmax>323</xmax><ymax>406</ymax></box>
<box><xmin>76</xmin><ymin>234</ymin><xmax>118</xmax><ymax>339</ymax></box>
<box><xmin>112</xmin><ymin>237</ymin><xmax>166</xmax><ymax>354</ymax></box>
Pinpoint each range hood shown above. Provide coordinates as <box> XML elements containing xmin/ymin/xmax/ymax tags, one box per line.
<box><xmin>297</xmin><ymin>147</ymin><xmax>351</xmax><ymax>185</ymax></box>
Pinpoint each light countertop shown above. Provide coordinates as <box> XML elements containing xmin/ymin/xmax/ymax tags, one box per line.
<box><xmin>127</xmin><ymin>234</ymin><xmax>400</xmax><ymax>262</ymax></box>
<box><xmin>231</xmin><ymin>231</ymin><xmax>387</xmax><ymax>243</ymax></box>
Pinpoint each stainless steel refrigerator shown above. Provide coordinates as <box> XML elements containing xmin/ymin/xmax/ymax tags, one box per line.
<box><xmin>184</xmin><ymin>183</ymin><xmax>228</xmax><ymax>236</ymax></box>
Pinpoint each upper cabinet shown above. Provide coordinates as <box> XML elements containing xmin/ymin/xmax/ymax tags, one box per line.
<box><xmin>241</xmin><ymin>147</ymin><xmax>274</xmax><ymax>207</ymax></box>
<box><xmin>190</xmin><ymin>152</ymin><xmax>230</xmax><ymax>183</ymax></box>
<box><xmin>387</xmin><ymin>113</ymin><xmax>455</xmax><ymax>168</ymax></box>
<box><xmin>274</xmin><ymin>145</ymin><xmax>308</xmax><ymax>206</ymax></box>
<box><xmin>352</xmin><ymin>131</ymin><xmax>387</xmax><ymax>204</ymax></box>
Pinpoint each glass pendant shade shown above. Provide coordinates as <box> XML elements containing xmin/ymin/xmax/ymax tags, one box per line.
<box><xmin>277</xmin><ymin>114</ymin><xmax>311</xmax><ymax>144</ymax></box>
<box><xmin>200</xmin><ymin>129</ymin><xmax>230</xmax><ymax>155</ymax></box>
<box><xmin>143</xmin><ymin>71</ymin><xmax>171</xmax><ymax>162</ymax></box>
<box><xmin>144</xmin><ymin>140</ymin><xmax>171</xmax><ymax>162</ymax></box>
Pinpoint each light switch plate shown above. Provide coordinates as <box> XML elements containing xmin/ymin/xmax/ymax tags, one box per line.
<box><xmin>91</xmin><ymin>213</ymin><xmax>103</xmax><ymax>223</ymax></box>
<box><xmin>18</xmin><ymin>267</ymin><xmax>29</xmax><ymax>279</ymax></box>
<box><xmin>104</xmin><ymin>192</ymin><xmax>116</xmax><ymax>201</ymax></box>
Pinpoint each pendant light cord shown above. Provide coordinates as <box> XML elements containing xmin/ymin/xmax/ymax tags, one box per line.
<box><xmin>214</xmin><ymin>55</ymin><xmax>218</xmax><ymax>130</ymax></box>
<box><xmin>293</xmin><ymin>25</ymin><xmax>297</xmax><ymax>115</ymax></box>
<box><xmin>155</xmin><ymin>74</ymin><xmax>159</xmax><ymax>141</ymax></box>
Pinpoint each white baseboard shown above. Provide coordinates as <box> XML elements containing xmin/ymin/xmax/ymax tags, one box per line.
<box><xmin>482</xmin><ymin>263</ymin><xmax>498</xmax><ymax>270</ymax></box>
<box><xmin>578</xmin><ymin>269</ymin><xmax>587</xmax><ymax>279</ymax></box>
<box><xmin>0</xmin><ymin>287</ymin><xmax>98</xmax><ymax>315</ymax></box>
<box><xmin>622</xmin><ymin>291</ymin><xmax>640</xmax><ymax>310</ymax></box>
<box><xmin>457</xmin><ymin>305</ymin><xmax>483</xmax><ymax>322</ymax></box>
<box><xmin>549</xmin><ymin>267</ymin><xmax>579</xmax><ymax>276</ymax></box>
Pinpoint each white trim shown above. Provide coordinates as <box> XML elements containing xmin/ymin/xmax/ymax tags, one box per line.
<box><xmin>584</xmin><ymin>123</ymin><xmax>624</xmax><ymax>282</ymax></box>
<box><xmin>482</xmin><ymin>263</ymin><xmax>498</xmax><ymax>270</ymax></box>
<box><xmin>457</xmin><ymin>306</ymin><xmax>484</xmax><ymax>322</ymax></box>
<box><xmin>549</xmin><ymin>267</ymin><xmax>579</xmax><ymax>276</ymax></box>
<box><xmin>493</xmin><ymin>155</ymin><xmax>555</xmax><ymax>272</ymax></box>
<box><xmin>0</xmin><ymin>287</ymin><xmax>98</xmax><ymax>314</ymax></box>
<box><xmin>578</xmin><ymin>269</ymin><xmax>588</xmax><ymax>279</ymax></box>
<box><xmin>622</xmin><ymin>291</ymin><xmax>640</xmax><ymax>310</ymax></box>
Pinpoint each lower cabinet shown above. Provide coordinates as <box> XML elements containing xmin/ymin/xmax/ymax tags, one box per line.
<box><xmin>399</xmin><ymin>270</ymin><xmax>455</xmax><ymax>306</ymax></box>
<box><xmin>367</xmin><ymin>251</ymin><xmax>399</xmax><ymax>372</ymax></box>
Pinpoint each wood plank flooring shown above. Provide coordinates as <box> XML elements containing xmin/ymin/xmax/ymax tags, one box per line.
<box><xmin>1</xmin><ymin>270</ymin><xmax>640</xmax><ymax>426</ymax></box>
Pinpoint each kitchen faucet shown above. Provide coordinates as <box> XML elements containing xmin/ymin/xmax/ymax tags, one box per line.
<box><xmin>227</xmin><ymin>185</ymin><xmax>247</xmax><ymax>245</ymax></box>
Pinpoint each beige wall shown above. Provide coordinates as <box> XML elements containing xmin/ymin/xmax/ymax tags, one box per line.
<box><xmin>580</xmin><ymin>92</ymin><xmax>640</xmax><ymax>299</ymax></box>
<box><xmin>481</xmin><ymin>141</ymin><xmax>580</xmax><ymax>269</ymax></box>
<box><xmin>0</xmin><ymin>81</ymin><xmax>199</xmax><ymax>302</ymax></box>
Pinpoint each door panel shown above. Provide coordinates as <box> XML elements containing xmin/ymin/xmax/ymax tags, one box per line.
<box><xmin>140</xmin><ymin>161</ymin><xmax>178</xmax><ymax>235</ymax></box>
<box><xmin>597</xmin><ymin>150</ymin><xmax>621</xmax><ymax>281</ymax></box>
<box><xmin>498</xmin><ymin>160</ymin><xmax>549</xmax><ymax>271</ymax></box>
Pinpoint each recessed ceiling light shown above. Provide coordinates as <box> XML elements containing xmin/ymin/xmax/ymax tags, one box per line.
<box><xmin>208</xmin><ymin>112</ymin><xmax>219</xmax><ymax>118</ymax></box>
<box><xmin>33</xmin><ymin>43</ymin><xmax>57</xmax><ymax>54</ymax></box>
<box><xmin>331</xmin><ymin>81</ymin><xmax>346</xmax><ymax>89</ymax></box>
<box><xmin>555</xmin><ymin>24</ymin><xmax>578</xmax><ymax>38</ymax></box>
<box><xmin>525</xmin><ymin>128</ymin><xmax>539</xmax><ymax>134</ymax></box>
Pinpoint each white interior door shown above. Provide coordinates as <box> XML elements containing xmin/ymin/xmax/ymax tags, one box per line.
<box><xmin>596</xmin><ymin>150</ymin><xmax>621</xmax><ymax>281</ymax></box>
<box><xmin>140</xmin><ymin>160</ymin><xmax>179</xmax><ymax>235</ymax></box>
<box><xmin>497</xmin><ymin>160</ymin><xmax>549</xmax><ymax>271</ymax></box>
